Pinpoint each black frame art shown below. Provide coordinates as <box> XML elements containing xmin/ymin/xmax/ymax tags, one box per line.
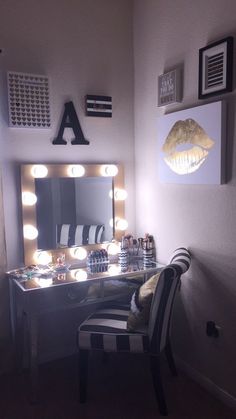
<box><xmin>198</xmin><ymin>36</ymin><xmax>233</xmax><ymax>99</ymax></box>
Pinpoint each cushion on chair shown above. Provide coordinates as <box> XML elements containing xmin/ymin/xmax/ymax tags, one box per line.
<box><xmin>78</xmin><ymin>306</ymin><xmax>149</xmax><ymax>353</ymax></box>
<box><xmin>126</xmin><ymin>272</ymin><xmax>161</xmax><ymax>332</ymax></box>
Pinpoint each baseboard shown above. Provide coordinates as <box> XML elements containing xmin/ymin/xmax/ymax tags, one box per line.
<box><xmin>175</xmin><ymin>356</ymin><xmax>236</xmax><ymax>412</ymax></box>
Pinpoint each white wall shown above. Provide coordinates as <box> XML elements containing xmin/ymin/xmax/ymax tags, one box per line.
<box><xmin>0</xmin><ymin>0</ymin><xmax>135</xmax><ymax>269</ymax></box>
<box><xmin>133</xmin><ymin>0</ymin><xmax>236</xmax><ymax>401</ymax></box>
<box><xmin>0</xmin><ymin>0</ymin><xmax>135</xmax><ymax>365</ymax></box>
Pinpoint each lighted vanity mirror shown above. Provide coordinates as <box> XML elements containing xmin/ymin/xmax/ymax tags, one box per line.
<box><xmin>21</xmin><ymin>163</ymin><xmax>127</xmax><ymax>265</ymax></box>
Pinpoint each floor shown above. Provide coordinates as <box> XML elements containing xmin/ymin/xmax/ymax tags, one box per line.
<box><xmin>0</xmin><ymin>353</ymin><xmax>235</xmax><ymax>419</ymax></box>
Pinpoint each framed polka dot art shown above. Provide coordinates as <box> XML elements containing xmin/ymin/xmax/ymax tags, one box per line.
<box><xmin>7</xmin><ymin>71</ymin><xmax>51</xmax><ymax>128</ymax></box>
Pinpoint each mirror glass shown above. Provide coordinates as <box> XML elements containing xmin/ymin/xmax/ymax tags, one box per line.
<box><xmin>35</xmin><ymin>176</ymin><xmax>113</xmax><ymax>250</ymax></box>
<box><xmin>21</xmin><ymin>163</ymin><xmax>126</xmax><ymax>265</ymax></box>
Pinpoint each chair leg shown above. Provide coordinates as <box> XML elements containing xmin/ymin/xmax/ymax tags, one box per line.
<box><xmin>165</xmin><ymin>342</ymin><xmax>177</xmax><ymax>377</ymax></box>
<box><xmin>79</xmin><ymin>349</ymin><xmax>89</xmax><ymax>403</ymax></box>
<box><xmin>150</xmin><ymin>355</ymin><xmax>168</xmax><ymax>416</ymax></box>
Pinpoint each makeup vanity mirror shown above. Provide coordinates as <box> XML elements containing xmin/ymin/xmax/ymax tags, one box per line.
<box><xmin>21</xmin><ymin>163</ymin><xmax>128</xmax><ymax>265</ymax></box>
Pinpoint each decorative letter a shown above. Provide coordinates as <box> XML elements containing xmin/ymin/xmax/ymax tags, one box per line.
<box><xmin>53</xmin><ymin>101</ymin><xmax>89</xmax><ymax>145</ymax></box>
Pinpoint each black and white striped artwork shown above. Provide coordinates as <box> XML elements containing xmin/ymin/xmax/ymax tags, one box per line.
<box><xmin>85</xmin><ymin>95</ymin><xmax>112</xmax><ymax>117</ymax></box>
<box><xmin>7</xmin><ymin>71</ymin><xmax>51</xmax><ymax>128</ymax></box>
<box><xmin>198</xmin><ymin>36</ymin><xmax>233</xmax><ymax>99</ymax></box>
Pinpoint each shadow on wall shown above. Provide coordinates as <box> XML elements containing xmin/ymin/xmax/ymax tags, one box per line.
<box><xmin>172</xmin><ymin>248</ymin><xmax>236</xmax><ymax>396</ymax></box>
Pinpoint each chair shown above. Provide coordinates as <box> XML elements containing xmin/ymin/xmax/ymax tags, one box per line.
<box><xmin>77</xmin><ymin>247</ymin><xmax>191</xmax><ymax>416</ymax></box>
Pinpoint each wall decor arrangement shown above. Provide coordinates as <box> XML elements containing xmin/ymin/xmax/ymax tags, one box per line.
<box><xmin>53</xmin><ymin>101</ymin><xmax>89</xmax><ymax>145</ymax></box>
<box><xmin>7</xmin><ymin>71</ymin><xmax>51</xmax><ymax>128</ymax></box>
<box><xmin>157</xmin><ymin>101</ymin><xmax>225</xmax><ymax>184</ymax></box>
<box><xmin>198</xmin><ymin>36</ymin><xmax>233</xmax><ymax>99</ymax></box>
<box><xmin>85</xmin><ymin>95</ymin><xmax>112</xmax><ymax>117</ymax></box>
<box><xmin>158</xmin><ymin>68</ymin><xmax>182</xmax><ymax>107</ymax></box>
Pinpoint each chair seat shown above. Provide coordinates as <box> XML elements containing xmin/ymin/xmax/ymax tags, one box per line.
<box><xmin>78</xmin><ymin>306</ymin><xmax>149</xmax><ymax>353</ymax></box>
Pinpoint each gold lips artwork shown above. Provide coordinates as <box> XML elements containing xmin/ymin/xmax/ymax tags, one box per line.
<box><xmin>162</xmin><ymin>118</ymin><xmax>215</xmax><ymax>175</ymax></box>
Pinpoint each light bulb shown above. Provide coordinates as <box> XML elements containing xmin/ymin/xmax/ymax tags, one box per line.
<box><xmin>71</xmin><ymin>269</ymin><xmax>88</xmax><ymax>281</ymax></box>
<box><xmin>109</xmin><ymin>218</ymin><xmax>114</xmax><ymax>228</ymax></box>
<box><xmin>114</xmin><ymin>189</ymin><xmax>127</xmax><ymax>201</ymax></box>
<box><xmin>116</xmin><ymin>219</ymin><xmax>128</xmax><ymax>231</ymax></box>
<box><xmin>67</xmin><ymin>165</ymin><xmax>85</xmax><ymax>177</ymax></box>
<box><xmin>70</xmin><ymin>247</ymin><xmax>87</xmax><ymax>260</ymax></box>
<box><xmin>35</xmin><ymin>251</ymin><xmax>52</xmax><ymax>265</ymax></box>
<box><xmin>108</xmin><ymin>265</ymin><xmax>120</xmax><ymax>276</ymax></box>
<box><xmin>101</xmin><ymin>164</ymin><xmax>118</xmax><ymax>177</ymax></box>
<box><xmin>22</xmin><ymin>192</ymin><xmax>37</xmax><ymax>206</ymax></box>
<box><xmin>23</xmin><ymin>225</ymin><xmax>38</xmax><ymax>240</ymax></box>
<box><xmin>31</xmin><ymin>165</ymin><xmax>48</xmax><ymax>178</ymax></box>
<box><xmin>35</xmin><ymin>277</ymin><xmax>53</xmax><ymax>288</ymax></box>
<box><xmin>107</xmin><ymin>242</ymin><xmax>120</xmax><ymax>255</ymax></box>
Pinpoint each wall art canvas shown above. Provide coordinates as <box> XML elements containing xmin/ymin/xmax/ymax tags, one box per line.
<box><xmin>158</xmin><ymin>101</ymin><xmax>225</xmax><ymax>184</ymax></box>
<box><xmin>7</xmin><ymin>71</ymin><xmax>51</xmax><ymax>128</ymax></box>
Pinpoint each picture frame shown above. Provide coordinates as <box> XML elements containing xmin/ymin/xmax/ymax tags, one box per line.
<box><xmin>158</xmin><ymin>68</ymin><xmax>182</xmax><ymax>106</ymax></box>
<box><xmin>157</xmin><ymin>101</ymin><xmax>226</xmax><ymax>185</ymax></box>
<box><xmin>198</xmin><ymin>36</ymin><xmax>233</xmax><ymax>99</ymax></box>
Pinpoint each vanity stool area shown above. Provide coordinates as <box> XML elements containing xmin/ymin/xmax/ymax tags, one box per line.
<box><xmin>8</xmin><ymin>259</ymin><xmax>163</xmax><ymax>401</ymax></box>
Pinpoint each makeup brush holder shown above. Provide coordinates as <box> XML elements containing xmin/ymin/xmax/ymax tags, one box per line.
<box><xmin>118</xmin><ymin>248</ymin><xmax>129</xmax><ymax>268</ymax></box>
<box><xmin>143</xmin><ymin>248</ymin><xmax>154</xmax><ymax>267</ymax></box>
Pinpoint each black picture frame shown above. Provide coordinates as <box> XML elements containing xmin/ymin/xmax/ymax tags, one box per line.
<box><xmin>198</xmin><ymin>36</ymin><xmax>234</xmax><ymax>99</ymax></box>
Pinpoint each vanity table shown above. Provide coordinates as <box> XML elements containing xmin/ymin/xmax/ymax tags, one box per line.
<box><xmin>8</xmin><ymin>259</ymin><xmax>164</xmax><ymax>401</ymax></box>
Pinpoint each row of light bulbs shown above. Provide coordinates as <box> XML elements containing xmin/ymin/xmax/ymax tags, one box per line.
<box><xmin>34</xmin><ymin>241</ymin><xmax>120</xmax><ymax>265</ymax></box>
<box><xmin>22</xmin><ymin>163</ymin><xmax>128</xmax><ymax>242</ymax></box>
<box><xmin>30</xmin><ymin>164</ymin><xmax>119</xmax><ymax>178</ymax></box>
<box><xmin>35</xmin><ymin>263</ymin><xmax>123</xmax><ymax>287</ymax></box>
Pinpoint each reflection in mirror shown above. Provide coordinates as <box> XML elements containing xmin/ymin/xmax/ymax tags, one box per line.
<box><xmin>35</xmin><ymin>176</ymin><xmax>113</xmax><ymax>250</ymax></box>
<box><xmin>21</xmin><ymin>163</ymin><xmax>127</xmax><ymax>265</ymax></box>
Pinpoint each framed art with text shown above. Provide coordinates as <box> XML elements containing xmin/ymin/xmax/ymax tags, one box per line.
<box><xmin>158</xmin><ymin>68</ymin><xmax>182</xmax><ymax>107</ymax></box>
<box><xmin>198</xmin><ymin>36</ymin><xmax>233</xmax><ymax>99</ymax></box>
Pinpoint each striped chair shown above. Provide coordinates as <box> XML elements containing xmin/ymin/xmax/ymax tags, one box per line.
<box><xmin>77</xmin><ymin>247</ymin><xmax>191</xmax><ymax>416</ymax></box>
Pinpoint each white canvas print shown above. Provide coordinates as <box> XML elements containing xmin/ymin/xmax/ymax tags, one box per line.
<box><xmin>158</xmin><ymin>101</ymin><xmax>225</xmax><ymax>184</ymax></box>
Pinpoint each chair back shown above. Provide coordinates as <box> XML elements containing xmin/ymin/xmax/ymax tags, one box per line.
<box><xmin>148</xmin><ymin>248</ymin><xmax>191</xmax><ymax>353</ymax></box>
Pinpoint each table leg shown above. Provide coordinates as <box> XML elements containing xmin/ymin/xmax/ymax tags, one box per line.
<box><xmin>27</xmin><ymin>314</ymin><xmax>39</xmax><ymax>403</ymax></box>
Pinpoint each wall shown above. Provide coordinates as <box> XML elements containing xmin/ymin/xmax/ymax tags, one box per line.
<box><xmin>133</xmin><ymin>0</ymin><xmax>236</xmax><ymax>402</ymax></box>
<box><xmin>0</xmin><ymin>0</ymin><xmax>134</xmax><ymax>364</ymax></box>
<box><xmin>0</xmin><ymin>0</ymin><xmax>135</xmax><ymax>270</ymax></box>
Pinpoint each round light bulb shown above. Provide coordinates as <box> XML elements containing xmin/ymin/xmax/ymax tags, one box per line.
<box><xmin>23</xmin><ymin>225</ymin><xmax>38</xmax><ymax>240</ymax></box>
<box><xmin>71</xmin><ymin>269</ymin><xmax>88</xmax><ymax>281</ymax></box>
<box><xmin>116</xmin><ymin>219</ymin><xmax>128</xmax><ymax>231</ymax></box>
<box><xmin>109</xmin><ymin>218</ymin><xmax>114</xmax><ymax>228</ymax></box>
<box><xmin>67</xmin><ymin>165</ymin><xmax>85</xmax><ymax>177</ymax></box>
<box><xmin>114</xmin><ymin>189</ymin><xmax>127</xmax><ymax>201</ymax></box>
<box><xmin>101</xmin><ymin>164</ymin><xmax>118</xmax><ymax>177</ymax></box>
<box><xmin>108</xmin><ymin>265</ymin><xmax>120</xmax><ymax>276</ymax></box>
<box><xmin>107</xmin><ymin>242</ymin><xmax>120</xmax><ymax>255</ymax></box>
<box><xmin>31</xmin><ymin>165</ymin><xmax>48</xmax><ymax>178</ymax></box>
<box><xmin>35</xmin><ymin>277</ymin><xmax>53</xmax><ymax>288</ymax></box>
<box><xmin>22</xmin><ymin>192</ymin><xmax>37</xmax><ymax>206</ymax></box>
<box><xmin>35</xmin><ymin>251</ymin><xmax>52</xmax><ymax>265</ymax></box>
<box><xmin>71</xmin><ymin>247</ymin><xmax>87</xmax><ymax>260</ymax></box>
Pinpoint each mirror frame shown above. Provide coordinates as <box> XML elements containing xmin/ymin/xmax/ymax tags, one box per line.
<box><xmin>21</xmin><ymin>163</ymin><xmax>126</xmax><ymax>265</ymax></box>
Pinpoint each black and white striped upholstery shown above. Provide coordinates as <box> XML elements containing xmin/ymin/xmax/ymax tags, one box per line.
<box><xmin>78</xmin><ymin>247</ymin><xmax>191</xmax><ymax>415</ymax></box>
<box><xmin>79</xmin><ymin>306</ymin><xmax>149</xmax><ymax>353</ymax></box>
<box><xmin>57</xmin><ymin>223</ymin><xmax>104</xmax><ymax>246</ymax></box>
